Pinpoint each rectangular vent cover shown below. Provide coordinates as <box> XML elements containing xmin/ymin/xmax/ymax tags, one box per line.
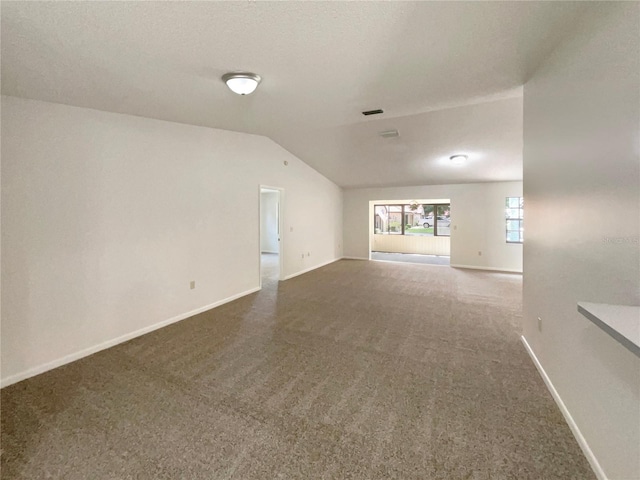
<box><xmin>379</xmin><ymin>129</ymin><xmax>399</xmax><ymax>138</ymax></box>
<box><xmin>362</xmin><ymin>109</ymin><xmax>384</xmax><ymax>116</ymax></box>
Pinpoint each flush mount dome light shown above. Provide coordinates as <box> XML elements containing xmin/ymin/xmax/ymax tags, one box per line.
<box><xmin>450</xmin><ymin>154</ymin><xmax>467</xmax><ymax>165</ymax></box>
<box><xmin>222</xmin><ymin>72</ymin><xmax>261</xmax><ymax>95</ymax></box>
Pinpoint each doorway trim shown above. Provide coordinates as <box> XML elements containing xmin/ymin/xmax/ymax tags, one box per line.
<box><xmin>259</xmin><ymin>185</ymin><xmax>285</xmax><ymax>287</ymax></box>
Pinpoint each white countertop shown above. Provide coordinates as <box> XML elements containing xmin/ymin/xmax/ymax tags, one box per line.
<box><xmin>577</xmin><ymin>302</ymin><xmax>640</xmax><ymax>357</ymax></box>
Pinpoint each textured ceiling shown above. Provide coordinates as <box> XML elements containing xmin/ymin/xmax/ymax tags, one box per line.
<box><xmin>1</xmin><ymin>1</ymin><xmax>588</xmax><ymax>187</ymax></box>
<box><xmin>274</xmin><ymin>96</ymin><xmax>523</xmax><ymax>188</ymax></box>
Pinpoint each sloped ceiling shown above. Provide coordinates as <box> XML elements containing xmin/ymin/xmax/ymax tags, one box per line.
<box><xmin>1</xmin><ymin>1</ymin><xmax>588</xmax><ymax>187</ymax></box>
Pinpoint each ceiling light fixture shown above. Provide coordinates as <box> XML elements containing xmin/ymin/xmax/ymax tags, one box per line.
<box><xmin>449</xmin><ymin>154</ymin><xmax>467</xmax><ymax>165</ymax></box>
<box><xmin>222</xmin><ymin>72</ymin><xmax>261</xmax><ymax>95</ymax></box>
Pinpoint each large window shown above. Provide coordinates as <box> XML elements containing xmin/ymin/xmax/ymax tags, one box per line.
<box><xmin>506</xmin><ymin>197</ymin><xmax>524</xmax><ymax>243</ymax></box>
<box><xmin>374</xmin><ymin>203</ymin><xmax>450</xmax><ymax>236</ymax></box>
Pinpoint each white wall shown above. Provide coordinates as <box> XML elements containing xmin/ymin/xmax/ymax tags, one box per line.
<box><xmin>344</xmin><ymin>181</ymin><xmax>523</xmax><ymax>272</ymax></box>
<box><xmin>372</xmin><ymin>234</ymin><xmax>450</xmax><ymax>256</ymax></box>
<box><xmin>1</xmin><ymin>96</ymin><xmax>343</xmax><ymax>386</ymax></box>
<box><xmin>260</xmin><ymin>191</ymin><xmax>279</xmax><ymax>253</ymax></box>
<box><xmin>523</xmin><ymin>3</ymin><xmax>639</xmax><ymax>479</ymax></box>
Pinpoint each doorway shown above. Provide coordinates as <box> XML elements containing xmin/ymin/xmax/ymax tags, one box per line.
<box><xmin>260</xmin><ymin>186</ymin><xmax>284</xmax><ymax>286</ymax></box>
<box><xmin>369</xmin><ymin>199</ymin><xmax>451</xmax><ymax>266</ymax></box>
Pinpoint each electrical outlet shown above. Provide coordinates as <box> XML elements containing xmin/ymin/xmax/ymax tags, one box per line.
<box><xmin>301</xmin><ymin>253</ymin><xmax>304</xmax><ymax>259</ymax></box>
<box><xmin>537</xmin><ymin>317</ymin><xmax>542</xmax><ymax>332</ymax></box>
<box><xmin>190</xmin><ymin>281</ymin><xmax>196</xmax><ymax>290</ymax></box>
<box><xmin>307</xmin><ymin>252</ymin><xmax>310</xmax><ymax>256</ymax></box>
<box><xmin>478</xmin><ymin>251</ymin><xmax>482</xmax><ymax>256</ymax></box>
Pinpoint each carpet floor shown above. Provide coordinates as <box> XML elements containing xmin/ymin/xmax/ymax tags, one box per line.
<box><xmin>1</xmin><ymin>259</ymin><xmax>594</xmax><ymax>479</ymax></box>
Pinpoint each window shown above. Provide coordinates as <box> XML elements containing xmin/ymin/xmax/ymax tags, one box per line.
<box><xmin>374</xmin><ymin>203</ymin><xmax>450</xmax><ymax>236</ymax></box>
<box><xmin>506</xmin><ymin>197</ymin><xmax>523</xmax><ymax>243</ymax></box>
<box><xmin>374</xmin><ymin>205</ymin><xmax>403</xmax><ymax>234</ymax></box>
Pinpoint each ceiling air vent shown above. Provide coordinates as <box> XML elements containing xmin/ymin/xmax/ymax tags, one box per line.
<box><xmin>362</xmin><ymin>109</ymin><xmax>384</xmax><ymax>116</ymax></box>
<box><xmin>379</xmin><ymin>129</ymin><xmax>399</xmax><ymax>138</ymax></box>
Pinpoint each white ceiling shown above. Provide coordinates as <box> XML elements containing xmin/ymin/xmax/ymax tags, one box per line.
<box><xmin>1</xmin><ymin>1</ymin><xmax>588</xmax><ymax>188</ymax></box>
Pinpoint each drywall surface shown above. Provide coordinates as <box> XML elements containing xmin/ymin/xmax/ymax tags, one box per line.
<box><xmin>260</xmin><ymin>191</ymin><xmax>279</xmax><ymax>253</ymax></box>
<box><xmin>1</xmin><ymin>96</ymin><xmax>343</xmax><ymax>385</ymax></box>
<box><xmin>343</xmin><ymin>182</ymin><xmax>523</xmax><ymax>272</ymax></box>
<box><xmin>523</xmin><ymin>3</ymin><xmax>640</xmax><ymax>479</ymax></box>
<box><xmin>372</xmin><ymin>234</ymin><xmax>450</xmax><ymax>256</ymax></box>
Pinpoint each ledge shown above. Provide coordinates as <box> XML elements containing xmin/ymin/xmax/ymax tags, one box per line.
<box><xmin>577</xmin><ymin>302</ymin><xmax>640</xmax><ymax>358</ymax></box>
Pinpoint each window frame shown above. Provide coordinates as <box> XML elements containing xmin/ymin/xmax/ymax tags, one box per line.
<box><xmin>505</xmin><ymin>197</ymin><xmax>524</xmax><ymax>244</ymax></box>
<box><xmin>374</xmin><ymin>204</ymin><xmax>405</xmax><ymax>235</ymax></box>
<box><xmin>373</xmin><ymin>203</ymin><xmax>450</xmax><ymax>237</ymax></box>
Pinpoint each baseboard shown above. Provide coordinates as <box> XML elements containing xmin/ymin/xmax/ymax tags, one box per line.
<box><xmin>283</xmin><ymin>257</ymin><xmax>341</xmax><ymax>280</ymax></box>
<box><xmin>261</xmin><ymin>250</ymin><xmax>278</xmax><ymax>254</ymax></box>
<box><xmin>520</xmin><ymin>336</ymin><xmax>607</xmax><ymax>480</ymax></box>
<box><xmin>341</xmin><ymin>256</ymin><xmax>369</xmax><ymax>260</ymax></box>
<box><xmin>450</xmin><ymin>263</ymin><xmax>522</xmax><ymax>274</ymax></box>
<box><xmin>0</xmin><ymin>286</ymin><xmax>261</xmax><ymax>389</ymax></box>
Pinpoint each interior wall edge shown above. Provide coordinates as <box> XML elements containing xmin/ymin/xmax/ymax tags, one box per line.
<box><xmin>282</xmin><ymin>257</ymin><xmax>342</xmax><ymax>281</ymax></box>
<box><xmin>520</xmin><ymin>335</ymin><xmax>607</xmax><ymax>480</ymax></box>
<box><xmin>0</xmin><ymin>285</ymin><xmax>261</xmax><ymax>389</ymax></box>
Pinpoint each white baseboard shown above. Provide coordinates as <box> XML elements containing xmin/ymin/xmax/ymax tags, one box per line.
<box><xmin>341</xmin><ymin>256</ymin><xmax>369</xmax><ymax>261</ymax></box>
<box><xmin>450</xmin><ymin>263</ymin><xmax>522</xmax><ymax>274</ymax></box>
<box><xmin>261</xmin><ymin>250</ymin><xmax>279</xmax><ymax>254</ymax></box>
<box><xmin>520</xmin><ymin>336</ymin><xmax>607</xmax><ymax>480</ymax></box>
<box><xmin>0</xmin><ymin>286</ymin><xmax>261</xmax><ymax>389</ymax></box>
<box><xmin>283</xmin><ymin>257</ymin><xmax>342</xmax><ymax>280</ymax></box>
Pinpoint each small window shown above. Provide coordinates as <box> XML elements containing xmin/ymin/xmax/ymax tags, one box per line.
<box><xmin>506</xmin><ymin>197</ymin><xmax>523</xmax><ymax>243</ymax></box>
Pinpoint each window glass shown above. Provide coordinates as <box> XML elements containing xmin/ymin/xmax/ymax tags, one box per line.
<box><xmin>374</xmin><ymin>205</ymin><xmax>403</xmax><ymax>234</ymax></box>
<box><xmin>375</xmin><ymin>203</ymin><xmax>451</xmax><ymax>237</ymax></box>
<box><xmin>505</xmin><ymin>197</ymin><xmax>523</xmax><ymax>243</ymax></box>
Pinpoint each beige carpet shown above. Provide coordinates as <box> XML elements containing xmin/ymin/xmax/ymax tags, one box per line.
<box><xmin>1</xmin><ymin>260</ymin><xmax>594</xmax><ymax>479</ymax></box>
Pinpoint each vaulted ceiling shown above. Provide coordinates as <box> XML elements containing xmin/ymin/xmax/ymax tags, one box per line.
<box><xmin>1</xmin><ymin>1</ymin><xmax>589</xmax><ymax>187</ymax></box>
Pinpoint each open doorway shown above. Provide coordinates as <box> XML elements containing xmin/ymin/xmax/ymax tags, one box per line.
<box><xmin>370</xmin><ymin>199</ymin><xmax>451</xmax><ymax>266</ymax></box>
<box><xmin>260</xmin><ymin>186</ymin><xmax>284</xmax><ymax>286</ymax></box>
